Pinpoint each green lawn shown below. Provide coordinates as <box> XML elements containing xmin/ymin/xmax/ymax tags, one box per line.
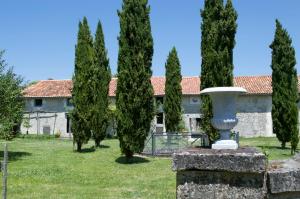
<box><xmin>0</xmin><ymin>138</ymin><xmax>175</xmax><ymax>199</ymax></box>
<box><xmin>240</xmin><ymin>136</ymin><xmax>299</xmax><ymax>160</ymax></box>
<box><xmin>0</xmin><ymin>136</ymin><xmax>297</xmax><ymax>198</ymax></box>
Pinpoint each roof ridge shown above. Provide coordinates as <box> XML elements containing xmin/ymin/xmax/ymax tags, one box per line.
<box><xmin>234</xmin><ymin>75</ymin><xmax>271</xmax><ymax>78</ymax></box>
<box><xmin>39</xmin><ymin>79</ymin><xmax>72</xmax><ymax>82</ymax></box>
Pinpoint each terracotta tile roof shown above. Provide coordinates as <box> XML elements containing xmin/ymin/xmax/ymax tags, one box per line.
<box><xmin>233</xmin><ymin>76</ymin><xmax>273</xmax><ymax>95</ymax></box>
<box><xmin>23</xmin><ymin>80</ymin><xmax>72</xmax><ymax>98</ymax></box>
<box><xmin>22</xmin><ymin>76</ymin><xmax>300</xmax><ymax>98</ymax></box>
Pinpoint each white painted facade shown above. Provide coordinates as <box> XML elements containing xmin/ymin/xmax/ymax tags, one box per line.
<box><xmin>21</xmin><ymin>94</ymin><xmax>297</xmax><ymax>138</ymax></box>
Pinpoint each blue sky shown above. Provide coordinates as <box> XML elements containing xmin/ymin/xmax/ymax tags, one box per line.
<box><xmin>0</xmin><ymin>0</ymin><xmax>299</xmax><ymax>81</ymax></box>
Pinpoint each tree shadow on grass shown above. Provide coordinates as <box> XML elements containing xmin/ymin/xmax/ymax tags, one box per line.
<box><xmin>78</xmin><ymin>146</ymin><xmax>96</xmax><ymax>153</ymax></box>
<box><xmin>0</xmin><ymin>151</ymin><xmax>31</xmax><ymax>162</ymax></box>
<box><xmin>115</xmin><ymin>156</ymin><xmax>150</xmax><ymax>164</ymax></box>
<box><xmin>99</xmin><ymin>145</ymin><xmax>110</xmax><ymax>149</ymax></box>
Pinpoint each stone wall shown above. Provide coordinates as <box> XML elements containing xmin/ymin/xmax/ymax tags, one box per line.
<box><xmin>173</xmin><ymin>149</ymin><xmax>300</xmax><ymax>199</ymax></box>
<box><xmin>173</xmin><ymin>148</ymin><xmax>267</xmax><ymax>199</ymax></box>
<box><xmin>267</xmin><ymin>156</ymin><xmax>300</xmax><ymax>199</ymax></box>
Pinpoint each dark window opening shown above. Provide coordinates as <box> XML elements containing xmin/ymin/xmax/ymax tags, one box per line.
<box><xmin>66</xmin><ymin>115</ymin><xmax>71</xmax><ymax>133</ymax></box>
<box><xmin>66</xmin><ymin>98</ymin><xmax>73</xmax><ymax>106</ymax></box>
<box><xmin>196</xmin><ymin>118</ymin><xmax>201</xmax><ymax>130</ymax></box>
<box><xmin>156</xmin><ymin>113</ymin><xmax>164</xmax><ymax>124</ymax></box>
<box><xmin>156</xmin><ymin>97</ymin><xmax>164</xmax><ymax>105</ymax></box>
<box><xmin>34</xmin><ymin>99</ymin><xmax>43</xmax><ymax>107</ymax></box>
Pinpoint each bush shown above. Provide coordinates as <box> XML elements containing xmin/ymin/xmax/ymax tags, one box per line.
<box><xmin>0</xmin><ymin>121</ymin><xmax>15</xmax><ymax>140</ymax></box>
<box><xmin>55</xmin><ymin>130</ymin><xmax>61</xmax><ymax>138</ymax></box>
<box><xmin>17</xmin><ymin>134</ymin><xmax>55</xmax><ymax>140</ymax></box>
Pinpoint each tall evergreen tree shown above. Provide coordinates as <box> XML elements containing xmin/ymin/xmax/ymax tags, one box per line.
<box><xmin>200</xmin><ymin>0</ymin><xmax>237</xmax><ymax>145</ymax></box>
<box><xmin>270</xmin><ymin>20</ymin><xmax>298</xmax><ymax>153</ymax></box>
<box><xmin>90</xmin><ymin>21</ymin><xmax>111</xmax><ymax>147</ymax></box>
<box><xmin>164</xmin><ymin>47</ymin><xmax>182</xmax><ymax>132</ymax></box>
<box><xmin>200</xmin><ymin>0</ymin><xmax>224</xmax><ymax>145</ymax></box>
<box><xmin>116</xmin><ymin>0</ymin><xmax>154</xmax><ymax>158</ymax></box>
<box><xmin>221</xmin><ymin>0</ymin><xmax>237</xmax><ymax>86</ymax></box>
<box><xmin>71</xmin><ymin>17</ymin><xmax>94</xmax><ymax>151</ymax></box>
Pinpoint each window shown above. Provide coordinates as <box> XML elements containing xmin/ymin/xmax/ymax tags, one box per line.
<box><xmin>196</xmin><ymin>118</ymin><xmax>201</xmax><ymax>130</ymax></box>
<box><xmin>66</xmin><ymin>98</ymin><xmax>73</xmax><ymax>106</ymax></box>
<box><xmin>156</xmin><ymin>112</ymin><xmax>164</xmax><ymax>124</ymax></box>
<box><xmin>66</xmin><ymin>115</ymin><xmax>71</xmax><ymax>133</ymax></box>
<box><xmin>34</xmin><ymin>99</ymin><xmax>43</xmax><ymax>107</ymax></box>
<box><xmin>156</xmin><ymin>97</ymin><xmax>164</xmax><ymax>105</ymax></box>
<box><xmin>190</xmin><ymin>97</ymin><xmax>200</xmax><ymax>104</ymax></box>
<box><xmin>43</xmin><ymin>125</ymin><xmax>51</xmax><ymax>135</ymax></box>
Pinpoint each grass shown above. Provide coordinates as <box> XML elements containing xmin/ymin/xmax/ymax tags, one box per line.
<box><xmin>0</xmin><ymin>136</ymin><xmax>297</xmax><ymax>198</ymax></box>
<box><xmin>0</xmin><ymin>138</ymin><xmax>175</xmax><ymax>199</ymax></box>
<box><xmin>240</xmin><ymin>137</ymin><xmax>300</xmax><ymax>160</ymax></box>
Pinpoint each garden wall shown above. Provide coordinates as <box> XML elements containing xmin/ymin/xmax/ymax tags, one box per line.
<box><xmin>173</xmin><ymin>149</ymin><xmax>300</xmax><ymax>199</ymax></box>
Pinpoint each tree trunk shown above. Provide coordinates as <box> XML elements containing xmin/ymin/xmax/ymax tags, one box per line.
<box><xmin>124</xmin><ymin>148</ymin><xmax>134</xmax><ymax>158</ymax></box>
<box><xmin>77</xmin><ymin>142</ymin><xmax>82</xmax><ymax>152</ymax></box>
<box><xmin>281</xmin><ymin>142</ymin><xmax>286</xmax><ymax>149</ymax></box>
<box><xmin>291</xmin><ymin>149</ymin><xmax>295</xmax><ymax>155</ymax></box>
<box><xmin>95</xmin><ymin>139</ymin><xmax>100</xmax><ymax>148</ymax></box>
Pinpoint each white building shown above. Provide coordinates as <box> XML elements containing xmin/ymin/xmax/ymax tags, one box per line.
<box><xmin>21</xmin><ymin>75</ymin><xmax>299</xmax><ymax>137</ymax></box>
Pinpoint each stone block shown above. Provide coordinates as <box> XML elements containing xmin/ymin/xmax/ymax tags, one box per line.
<box><xmin>267</xmin><ymin>156</ymin><xmax>300</xmax><ymax>198</ymax></box>
<box><xmin>172</xmin><ymin>147</ymin><xmax>267</xmax><ymax>173</ymax></box>
<box><xmin>177</xmin><ymin>170</ymin><xmax>266</xmax><ymax>199</ymax></box>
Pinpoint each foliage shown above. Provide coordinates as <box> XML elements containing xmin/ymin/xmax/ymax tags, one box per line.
<box><xmin>0</xmin><ymin>50</ymin><xmax>24</xmax><ymax>140</ymax></box>
<box><xmin>55</xmin><ymin>130</ymin><xmax>61</xmax><ymax>138</ymax></box>
<box><xmin>71</xmin><ymin>108</ymin><xmax>90</xmax><ymax>151</ymax></box>
<box><xmin>71</xmin><ymin>17</ymin><xmax>94</xmax><ymax>151</ymax></box>
<box><xmin>17</xmin><ymin>134</ymin><xmax>55</xmax><ymax>139</ymax></box>
<box><xmin>164</xmin><ymin>47</ymin><xmax>182</xmax><ymax>132</ymax></box>
<box><xmin>90</xmin><ymin>21</ymin><xmax>111</xmax><ymax>147</ymax></box>
<box><xmin>22</xmin><ymin>116</ymin><xmax>31</xmax><ymax>134</ymax></box>
<box><xmin>108</xmin><ymin>104</ymin><xmax>117</xmax><ymax>137</ymax></box>
<box><xmin>116</xmin><ymin>0</ymin><xmax>154</xmax><ymax>157</ymax></box>
<box><xmin>270</xmin><ymin>20</ymin><xmax>299</xmax><ymax>153</ymax></box>
<box><xmin>200</xmin><ymin>0</ymin><xmax>237</xmax><ymax>145</ymax></box>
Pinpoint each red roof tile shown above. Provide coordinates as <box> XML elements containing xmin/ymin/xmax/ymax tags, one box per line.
<box><xmin>23</xmin><ymin>76</ymin><xmax>299</xmax><ymax>98</ymax></box>
<box><xmin>23</xmin><ymin>80</ymin><xmax>72</xmax><ymax>98</ymax></box>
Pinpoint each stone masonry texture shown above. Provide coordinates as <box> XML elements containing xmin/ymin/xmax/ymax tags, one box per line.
<box><xmin>173</xmin><ymin>148</ymin><xmax>300</xmax><ymax>199</ymax></box>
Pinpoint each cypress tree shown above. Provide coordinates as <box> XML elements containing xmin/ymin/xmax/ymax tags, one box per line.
<box><xmin>270</xmin><ymin>20</ymin><xmax>299</xmax><ymax>153</ymax></box>
<box><xmin>116</xmin><ymin>0</ymin><xmax>154</xmax><ymax>158</ymax></box>
<box><xmin>164</xmin><ymin>47</ymin><xmax>182</xmax><ymax>132</ymax></box>
<box><xmin>200</xmin><ymin>0</ymin><xmax>224</xmax><ymax>145</ymax></box>
<box><xmin>200</xmin><ymin>0</ymin><xmax>237</xmax><ymax>145</ymax></box>
<box><xmin>71</xmin><ymin>17</ymin><xmax>94</xmax><ymax>151</ymax></box>
<box><xmin>90</xmin><ymin>21</ymin><xmax>111</xmax><ymax>147</ymax></box>
<box><xmin>221</xmin><ymin>0</ymin><xmax>237</xmax><ymax>86</ymax></box>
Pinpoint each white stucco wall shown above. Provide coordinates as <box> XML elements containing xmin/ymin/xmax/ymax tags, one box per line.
<box><xmin>22</xmin><ymin>94</ymin><xmax>299</xmax><ymax>138</ymax></box>
<box><xmin>234</xmin><ymin>95</ymin><xmax>274</xmax><ymax>137</ymax></box>
<box><xmin>21</xmin><ymin>98</ymin><xmax>72</xmax><ymax>137</ymax></box>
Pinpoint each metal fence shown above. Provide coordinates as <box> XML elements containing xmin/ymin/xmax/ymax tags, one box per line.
<box><xmin>1</xmin><ymin>143</ymin><xmax>8</xmax><ymax>199</ymax></box>
<box><xmin>142</xmin><ymin>132</ymin><xmax>209</xmax><ymax>156</ymax></box>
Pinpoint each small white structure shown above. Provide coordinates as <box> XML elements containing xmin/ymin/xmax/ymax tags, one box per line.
<box><xmin>200</xmin><ymin>87</ymin><xmax>247</xmax><ymax>149</ymax></box>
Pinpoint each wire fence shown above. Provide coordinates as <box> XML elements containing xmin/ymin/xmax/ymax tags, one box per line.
<box><xmin>0</xmin><ymin>143</ymin><xmax>8</xmax><ymax>199</ymax></box>
<box><xmin>142</xmin><ymin>132</ymin><xmax>210</xmax><ymax>156</ymax></box>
